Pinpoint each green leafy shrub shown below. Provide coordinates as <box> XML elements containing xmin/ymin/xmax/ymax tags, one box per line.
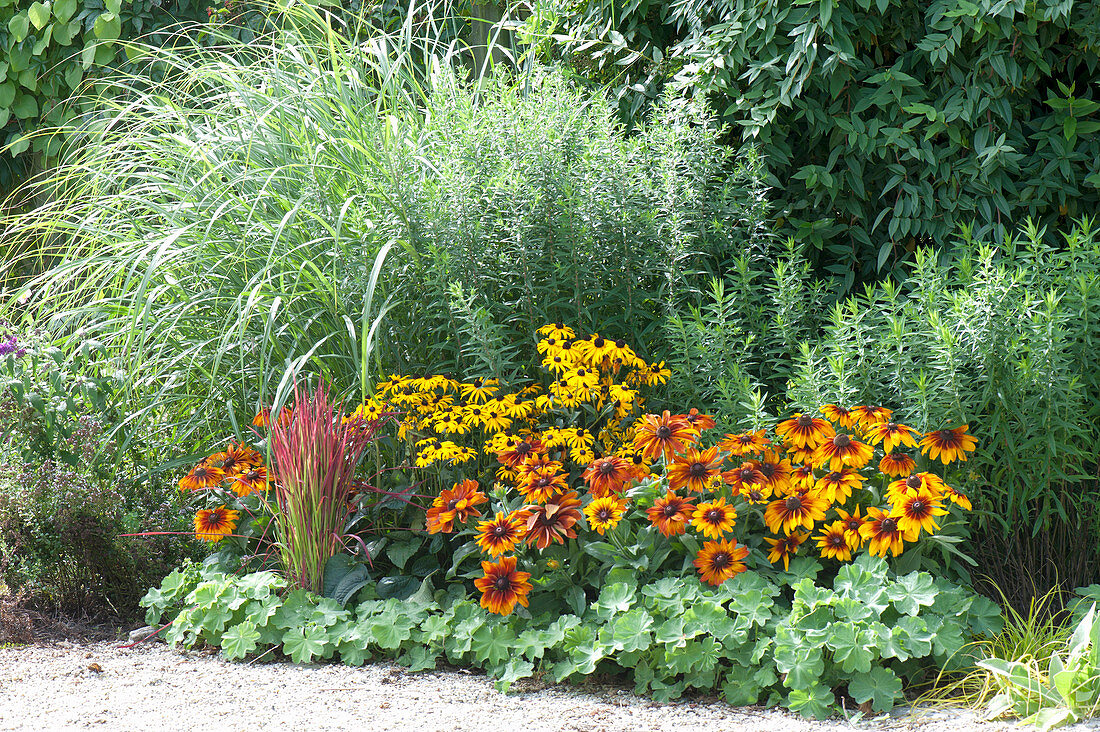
<box><xmin>377</xmin><ymin>70</ymin><xmax>767</xmax><ymax>376</ymax></box>
<box><xmin>0</xmin><ymin>0</ymin><xmax>213</xmax><ymax>193</ymax></box>
<box><xmin>783</xmin><ymin>220</ymin><xmax>1100</xmax><ymax>604</ymax></box>
<box><xmin>142</xmin><ymin>554</ymin><xmax>1001</xmax><ymax>717</ymax></box>
<box><xmin>0</xmin><ymin>326</ymin><xmax>195</xmax><ymax>612</ymax></box>
<box><xmin>535</xmin><ymin>0</ymin><xmax>1100</xmax><ymax>283</ymax></box>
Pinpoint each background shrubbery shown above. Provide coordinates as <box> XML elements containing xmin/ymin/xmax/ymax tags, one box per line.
<box><xmin>538</xmin><ymin>0</ymin><xmax>1100</xmax><ymax>285</ymax></box>
<box><xmin>0</xmin><ymin>328</ymin><xmax>196</xmax><ymax>613</ymax></box>
<box><xmin>0</xmin><ymin>0</ymin><xmax>213</xmax><ymax>194</ymax></box>
<box><xmin>0</xmin><ymin>22</ymin><xmax>765</xmax><ymax>453</ymax></box>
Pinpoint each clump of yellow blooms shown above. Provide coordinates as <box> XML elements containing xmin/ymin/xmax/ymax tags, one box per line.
<box><xmin>373</xmin><ymin>324</ymin><xmax>670</xmax><ymax>480</ymax></box>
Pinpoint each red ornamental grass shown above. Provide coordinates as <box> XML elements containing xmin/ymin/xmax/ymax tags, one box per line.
<box><xmin>266</xmin><ymin>381</ymin><xmax>380</xmax><ymax>594</ymax></box>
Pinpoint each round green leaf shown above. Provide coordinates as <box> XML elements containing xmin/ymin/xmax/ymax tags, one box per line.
<box><xmin>93</xmin><ymin>12</ymin><xmax>121</xmax><ymax>41</ymax></box>
<box><xmin>28</xmin><ymin>2</ymin><xmax>51</xmax><ymax>30</ymax></box>
<box><xmin>53</xmin><ymin>0</ymin><xmax>77</xmax><ymax>22</ymax></box>
<box><xmin>7</xmin><ymin>13</ymin><xmax>29</xmax><ymax>42</ymax></box>
<box><xmin>848</xmin><ymin>667</ymin><xmax>903</xmax><ymax>713</ymax></box>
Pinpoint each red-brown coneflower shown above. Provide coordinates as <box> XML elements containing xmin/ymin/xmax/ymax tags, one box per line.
<box><xmin>524</xmin><ymin>491</ymin><xmax>583</xmax><ymax>550</ymax></box>
<box><xmin>194</xmin><ymin>506</ymin><xmax>240</xmax><ymax>543</ymax></box>
<box><xmin>776</xmin><ymin>413</ymin><xmax>835</xmax><ymax>449</ymax></box>
<box><xmin>646</xmin><ymin>491</ymin><xmax>696</xmax><ymax>537</ymax></box>
<box><xmin>919</xmin><ymin>425</ymin><xmax>978</xmax><ymax>464</ymax></box>
<box><xmin>474</xmin><ymin>556</ymin><xmax>532</xmax><ymax>615</ymax></box>
<box><xmin>667</xmin><ymin>446</ymin><xmax>723</xmax><ymax>493</ymax></box>
<box><xmin>632</xmin><ymin>411</ymin><xmax>699</xmax><ymax>461</ymax></box>
<box><xmin>694</xmin><ymin>539</ymin><xmax>750</xmax><ymax>585</ymax></box>
<box><xmin>426</xmin><ymin>479</ymin><xmax>487</xmax><ymax>534</ymax></box>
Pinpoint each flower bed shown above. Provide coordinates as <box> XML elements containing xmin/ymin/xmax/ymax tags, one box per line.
<box><xmin>159</xmin><ymin>324</ymin><xmax>996</xmax><ymax>717</ymax></box>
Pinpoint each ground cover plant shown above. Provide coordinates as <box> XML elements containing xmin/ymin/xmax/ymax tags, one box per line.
<box><xmin>141</xmin><ymin>555</ymin><xmax>1001</xmax><ymax>717</ymax></box>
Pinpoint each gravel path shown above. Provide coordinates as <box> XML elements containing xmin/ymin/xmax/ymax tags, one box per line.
<box><xmin>0</xmin><ymin>639</ymin><xmax>1077</xmax><ymax>731</ymax></box>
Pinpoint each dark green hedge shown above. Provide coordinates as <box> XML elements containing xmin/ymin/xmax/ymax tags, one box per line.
<box><xmin>545</xmin><ymin>0</ymin><xmax>1100</xmax><ymax>285</ymax></box>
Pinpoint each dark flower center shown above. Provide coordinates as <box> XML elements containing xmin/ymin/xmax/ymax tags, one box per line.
<box><xmin>706</xmin><ymin>509</ymin><xmax>723</xmax><ymax>523</ymax></box>
<box><xmin>797</xmin><ymin>414</ymin><xmax>814</xmax><ymax>427</ymax></box>
<box><xmin>246</xmin><ymin>470</ymin><xmax>261</xmax><ymax>480</ymax></box>
<box><xmin>615</xmin><ymin>339</ymin><xmax>625</xmax><ymax>348</ymax></box>
<box><xmin>493</xmin><ymin>575</ymin><xmax>511</xmax><ymax>592</ymax></box>
<box><xmin>906</xmin><ymin>475</ymin><xmax>922</xmax><ymax>490</ymax></box>
<box><xmin>760</xmin><ymin>463</ymin><xmax>777</xmax><ymax>478</ymax></box>
<box><xmin>740</xmin><ymin>468</ymin><xmax>756</xmax><ymax>482</ymax></box>
<box><xmin>447</xmin><ymin>498</ymin><xmax>460</xmax><ymax>510</ymax></box>
<box><xmin>576</xmin><ymin>428</ymin><xmax>585</xmax><ymax>437</ymax></box>
<box><xmin>911</xmin><ymin>500</ymin><xmax>926</xmax><ymax>513</ymax></box>
<box><xmin>599</xmin><ymin>461</ymin><xmax>617</xmax><ymax>475</ymax></box>
<box><xmin>785</xmin><ymin>496</ymin><xmax>803</xmax><ymax>511</ymax></box>
<box><xmin>535</xmin><ymin>477</ymin><xmax>551</xmax><ymax>488</ymax></box>
<box><xmin>833</xmin><ymin>434</ymin><xmax>851</xmax><ymax>447</ymax></box>
<box><xmin>662</xmin><ymin>504</ymin><xmax>680</xmax><ymax>517</ymax></box>
<box><xmin>827</xmin><ymin>471</ymin><xmax>842</xmax><ymax>481</ymax></box>
<box><xmin>492</xmin><ymin>525</ymin><xmax>508</xmax><ymax>537</ymax></box>
<box><xmin>881</xmin><ymin>517</ymin><xmax>898</xmax><ymax>533</ymax></box>
<box><xmin>593</xmin><ymin>337</ymin><xmax>605</xmax><ymax>348</ymax></box>
<box><xmin>828</xmin><ymin>534</ymin><xmax>844</xmax><ymax>547</ymax></box>
<box><xmin>712</xmin><ymin>552</ymin><xmax>730</xmax><ymax>568</ymax></box>
<box><xmin>472</xmin><ymin>378</ymin><xmax>483</xmax><ymax>387</ymax></box>
<box><xmin>887</xmin><ymin>423</ymin><xmax>899</xmax><ymax>431</ymax></box>
<box><xmin>845</xmin><ymin>519</ymin><xmax>860</xmax><ymax>530</ymax></box>
<box><xmin>596</xmin><ymin>509</ymin><xmax>612</xmax><ymax>521</ymax></box>
<box><xmin>555</xmin><ymin>322</ymin><xmax>564</xmax><ymax>329</ymax></box>
<box><xmin>633</xmin><ymin>455</ymin><xmax>644</xmax><ymax>465</ymax></box>
<box><xmin>516</xmin><ymin>442</ymin><xmax>532</xmax><ymax>455</ymax></box>
<box><xmin>690</xmin><ymin>462</ymin><xmax>708</xmax><ymax>478</ymax></box>
<box><xmin>656</xmin><ymin>426</ymin><xmax>672</xmax><ymax>439</ymax></box>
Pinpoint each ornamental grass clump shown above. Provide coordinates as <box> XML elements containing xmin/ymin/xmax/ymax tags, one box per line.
<box><xmin>266</xmin><ymin>382</ymin><xmax>381</xmax><ymax>594</ymax></box>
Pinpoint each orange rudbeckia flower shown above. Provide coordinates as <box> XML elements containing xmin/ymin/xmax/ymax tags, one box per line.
<box><xmin>632</xmin><ymin>411</ymin><xmax>698</xmax><ymax>460</ymax></box>
<box><xmin>475</xmin><ymin>556</ymin><xmax>532</xmax><ymax>616</ymax></box>
<box><xmin>694</xmin><ymin>539</ymin><xmax>750</xmax><ymax>585</ymax></box>
<box><xmin>646</xmin><ymin>491</ymin><xmax>695</xmax><ymax>537</ymax></box>
<box><xmin>919</xmin><ymin>425</ymin><xmax>978</xmax><ymax>463</ymax></box>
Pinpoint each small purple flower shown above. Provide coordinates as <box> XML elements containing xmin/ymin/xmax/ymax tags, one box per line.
<box><xmin>0</xmin><ymin>334</ymin><xmax>25</xmax><ymax>357</ymax></box>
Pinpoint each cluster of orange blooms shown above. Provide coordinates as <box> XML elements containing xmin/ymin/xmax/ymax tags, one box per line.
<box><xmin>367</xmin><ymin>326</ymin><xmax>977</xmax><ymax>615</ymax></box>
<box><xmin>177</xmin><ymin>440</ymin><xmax>271</xmax><ymax>543</ymax></box>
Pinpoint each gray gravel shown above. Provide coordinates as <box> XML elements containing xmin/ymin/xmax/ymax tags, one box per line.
<box><xmin>0</xmin><ymin>639</ymin><xmax>1072</xmax><ymax>731</ymax></box>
